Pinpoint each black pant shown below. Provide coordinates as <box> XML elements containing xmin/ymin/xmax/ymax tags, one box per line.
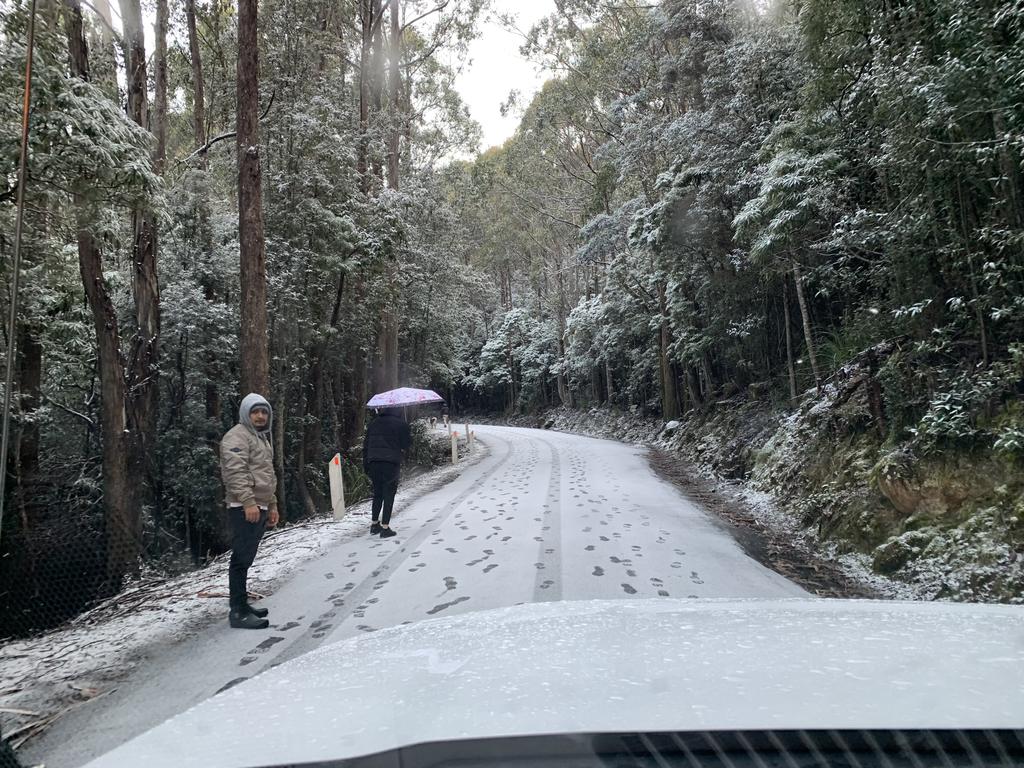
<box><xmin>367</xmin><ymin>461</ymin><xmax>400</xmax><ymax>525</ymax></box>
<box><xmin>228</xmin><ymin>506</ymin><xmax>267</xmax><ymax>609</ymax></box>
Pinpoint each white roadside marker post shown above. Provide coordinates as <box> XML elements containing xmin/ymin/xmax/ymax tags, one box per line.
<box><xmin>328</xmin><ymin>453</ymin><xmax>346</xmax><ymax>521</ymax></box>
<box><xmin>465</xmin><ymin>423</ymin><xmax>471</xmax><ymax>451</ymax></box>
<box><xmin>451</xmin><ymin>430</ymin><xmax>458</xmax><ymax>465</ymax></box>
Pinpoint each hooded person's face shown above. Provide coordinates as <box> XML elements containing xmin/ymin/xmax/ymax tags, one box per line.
<box><xmin>250</xmin><ymin>406</ymin><xmax>270</xmax><ymax>431</ymax></box>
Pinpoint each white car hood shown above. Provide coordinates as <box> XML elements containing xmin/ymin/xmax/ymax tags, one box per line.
<box><xmin>86</xmin><ymin>598</ymin><xmax>1024</xmax><ymax>767</ymax></box>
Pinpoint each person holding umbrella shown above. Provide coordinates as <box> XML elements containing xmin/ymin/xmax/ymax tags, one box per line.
<box><xmin>363</xmin><ymin>406</ymin><xmax>412</xmax><ymax>538</ymax></box>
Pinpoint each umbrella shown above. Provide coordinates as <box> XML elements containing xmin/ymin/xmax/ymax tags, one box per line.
<box><xmin>367</xmin><ymin>387</ymin><xmax>444</xmax><ymax>408</ymax></box>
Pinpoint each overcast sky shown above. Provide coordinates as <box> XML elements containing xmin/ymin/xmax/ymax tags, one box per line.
<box><xmin>451</xmin><ymin>1</ymin><xmax>552</xmax><ymax>152</ymax></box>
<box><xmin>122</xmin><ymin>0</ymin><xmax>553</xmax><ymax>155</ymax></box>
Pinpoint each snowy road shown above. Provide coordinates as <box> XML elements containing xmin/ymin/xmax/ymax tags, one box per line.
<box><xmin>30</xmin><ymin>425</ymin><xmax>804</xmax><ymax>767</ymax></box>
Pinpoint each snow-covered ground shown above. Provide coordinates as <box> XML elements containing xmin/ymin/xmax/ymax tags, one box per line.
<box><xmin>525</xmin><ymin>407</ymin><xmax>926</xmax><ymax>601</ymax></box>
<box><xmin>1</xmin><ymin>441</ymin><xmax>477</xmax><ymax>764</ymax></box>
<box><xmin>9</xmin><ymin>424</ymin><xmax>803</xmax><ymax>768</ymax></box>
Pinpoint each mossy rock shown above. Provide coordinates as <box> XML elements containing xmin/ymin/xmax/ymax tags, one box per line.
<box><xmin>872</xmin><ymin>529</ymin><xmax>936</xmax><ymax>574</ymax></box>
<box><xmin>822</xmin><ymin>490</ymin><xmax>900</xmax><ymax>551</ymax></box>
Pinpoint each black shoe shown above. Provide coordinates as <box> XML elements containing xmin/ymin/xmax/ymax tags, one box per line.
<box><xmin>229</xmin><ymin>609</ymin><xmax>269</xmax><ymax>629</ymax></box>
<box><xmin>379</xmin><ymin>527</ymin><xmax>397</xmax><ymax>539</ymax></box>
<box><xmin>370</xmin><ymin>522</ymin><xmax>382</xmax><ymax>535</ymax></box>
<box><xmin>244</xmin><ymin>602</ymin><xmax>269</xmax><ymax>618</ymax></box>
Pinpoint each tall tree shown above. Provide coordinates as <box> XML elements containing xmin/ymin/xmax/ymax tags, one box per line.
<box><xmin>153</xmin><ymin>0</ymin><xmax>168</xmax><ymax>173</ymax></box>
<box><xmin>386</xmin><ymin>0</ymin><xmax>401</xmax><ymax>190</ymax></box>
<box><xmin>65</xmin><ymin>0</ymin><xmax>139</xmax><ymax>586</ymax></box>
<box><xmin>185</xmin><ymin>0</ymin><xmax>207</xmax><ymax>150</ymax></box>
<box><xmin>118</xmin><ymin>0</ymin><xmax>161</xmax><ymax>481</ymax></box>
<box><xmin>237</xmin><ymin>0</ymin><xmax>270</xmax><ymax>395</ymax></box>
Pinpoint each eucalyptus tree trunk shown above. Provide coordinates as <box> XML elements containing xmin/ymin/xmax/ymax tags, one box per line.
<box><xmin>374</xmin><ymin>299</ymin><xmax>399</xmax><ymax>392</ymax></box>
<box><xmin>372</xmin><ymin>0</ymin><xmax>402</xmax><ymax>387</ymax></box>
<box><xmin>357</xmin><ymin>0</ymin><xmax>372</xmax><ymax>192</ymax></box>
<box><xmin>154</xmin><ymin>0</ymin><xmax>168</xmax><ymax>174</ymax></box>
<box><xmin>992</xmin><ymin>111</ymin><xmax>1024</xmax><ymax>230</ymax></box>
<box><xmin>16</xmin><ymin>325</ymin><xmax>41</xmax><ymax>481</ymax></box>
<box><xmin>273</xmin><ymin>368</ymin><xmax>287</xmax><ymax>519</ymax></box>
<box><xmin>791</xmin><ymin>262</ymin><xmax>821</xmax><ymax>391</ymax></box>
<box><xmin>604</xmin><ymin>359</ymin><xmax>614</xmax><ymax>406</ymax></box>
<box><xmin>657</xmin><ymin>281</ymin><xmax>679</xmax><ymax>420</ymax></box>
<box><xmin>185</xmin><ymin>0</ymin><xmax>221</xmax><ymax>423</ymax></box>
<box><xmin>386</xmin><ymin>0</ymin><xmax>401</xmax><ymax>190</ymax></box>
<box><xmin>299</xmin><ymin>275</ymin><xmax>345</xmax><ymax>515</ymax></box>
<box><xmin>783</xmin><ymin>280</ymin><xmax>797</xmax><ymax>402</ymax></box>
<box><xmin>66</xmin><ymin>0</ymin><xmax>139</xmax><ymax>587</ymax></box>
<box><xmin>238</xmin><ymin>0</ymin><xmax>270</xmax><ymax>396</ymax></box>
<box><xmin>684</xmin><ymin>365</ymin><xmax>703</xmax><ymax>411</ymax></box>
<box><xmin>370</xmin><ymin>0</ymin><xmax>385</xmax><ymax>182</ymax></box>
<box><xmin>119</xmin><ymin>0</ymin><xmax>161</xmax><ymax>485</ymax></box>
<box><xmin>185</xmin><ymin>0</ymin><xmax>207</xmax><ymax>150</ymax></box>
<box><xmin>341</xmin><ymin>274</ymin><xmax>370</xmax><ymax>449</ymax></box>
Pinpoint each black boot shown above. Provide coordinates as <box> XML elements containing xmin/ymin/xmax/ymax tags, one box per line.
<box><xmin>244</xmin><ymin>602</ymin><xmax>269</xmax><ymax>618</ymax></box>
<box><xmin>230</xmin><ymin>608</ymin><xmax>269</xmax><ymax>629</ymax></box>
<box><xmin>379</xmin><ymin>527</ymin><xmax>397</xmax><ymax>539</ymax></box>
<box><xmin>370</xmin><ymin>521</ymin><xmax>382</xmax><ymax>535</ymax></box>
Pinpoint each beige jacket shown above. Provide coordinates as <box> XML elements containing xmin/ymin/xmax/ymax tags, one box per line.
<box><xmin>221</xmin><ymin>393</ymin><xmax>278</xmax><ymax>509</ymax></box>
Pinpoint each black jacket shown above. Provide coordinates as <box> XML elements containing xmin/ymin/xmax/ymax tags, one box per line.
<box><xmin>363</xmin><ymin>411</ymin><xmax>412</xmax><ymax>468</ymax></box>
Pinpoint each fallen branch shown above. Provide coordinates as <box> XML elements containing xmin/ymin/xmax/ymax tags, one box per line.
<box><xmin>10</xmin><ymin>686</ymin><xmax>117</xmax><ymax>749</ymax></box>
<box><xmin>8</xmin><ymin>715</ymin><xmax>59</xmax><ymax>747</ymax></box>
<box><xmin>0</xmin><ymin>707</ymin><xmax>39</xmax><ymax>716</ymax></box>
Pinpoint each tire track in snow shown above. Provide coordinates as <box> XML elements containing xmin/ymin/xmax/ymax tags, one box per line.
<box><xmin>532</xmin><ymin>436</ymin><xmax>563</xmax><ymax>602</ymax></box>
<box><xmin>266</xmin><ymin>432</ymin><xmax>517</xmax><ymax>668</ymax></box>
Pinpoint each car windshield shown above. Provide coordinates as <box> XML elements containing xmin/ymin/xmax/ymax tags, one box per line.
<box><xmin>1</xmin><ymin>0</ymin><xmax>1022</xmax><ymax>767</ymax></box>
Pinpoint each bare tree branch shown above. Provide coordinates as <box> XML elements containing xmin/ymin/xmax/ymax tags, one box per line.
<box><xmin>400</xmin><ymin>0</ymin><xmax>450</xmax><ymax>33</ymax></box>
<box><xmin>180</xmin><ymin>90</ymin><xmax>276</xmax><ymax>164</ymax></box>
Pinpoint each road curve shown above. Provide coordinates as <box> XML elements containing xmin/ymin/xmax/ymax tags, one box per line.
<box><xmin>32</xmin><ymin>425</ymin><xmax>804</xmax><ymax>768</ymax></box>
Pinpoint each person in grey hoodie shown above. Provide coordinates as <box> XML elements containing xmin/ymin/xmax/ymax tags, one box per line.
<box><xmin>220</xmin><ymin>393</ymin><xmax>279</xmax><ymax>629</ymax></box>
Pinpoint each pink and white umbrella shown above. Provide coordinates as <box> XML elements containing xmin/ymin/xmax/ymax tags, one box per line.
<box><xmin>367</xmin><ymin>387</ymin><xmax>445</xmax><ymax>408</ymax></box>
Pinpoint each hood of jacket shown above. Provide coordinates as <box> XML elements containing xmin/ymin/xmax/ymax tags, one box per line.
<box><xmin>239</xmin><ymin>392</ymin><xmax>273</xmax><ymax>435</ymax></box>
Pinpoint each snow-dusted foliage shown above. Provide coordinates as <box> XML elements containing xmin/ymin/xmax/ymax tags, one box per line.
<box><xmin>449</xmin><ymin>0</ymin><xmax>1024</xmax><ymax>598</ymax></box>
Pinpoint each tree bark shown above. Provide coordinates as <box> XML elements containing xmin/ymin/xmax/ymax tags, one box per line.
<box><xmin>604</xmin><ymin>359</ymin><xmax>614</xmax><ymax>406</ymax></box>
<box><xmin>386</xmin><ymin>0</ymin><xmax>401</xmax><ymax>190</ymax></box>
<box><xmin>298</xmin><ymin>274</ymin><xmax>343</xmax><ymax>515</ymax></box>
<box><xmin>154</xmin><ymin>0</ymin><xmax>169</xmax><ymax>174</ymax></box>
<box><xmin>185</xmin><ymin>0</ymin><xmax>207</xmax><ymax>150</ymax></box>
<box><xmin>66</xmin><ymin>0</ymin><xmax>139</xmax><ymax>587</ymax></box>
<box><xmin>357</xmin><ymin>0</ymin><xmax>372</xmax><ymax>193</ymax></box>
<box><xmin>273</xmin><ymin>378</ymin><xmax>287</xmax><ymax>519</ymax></box>
<box><xmin>343</xmin><ymin>350</ymin><xmax>369</xmax><ymax>450</ymax></box>
<box><xmin>184</xmin><ymin>0</ymin><xmax>222</xmax><ymax>422</ymax></box>
<box><xmin>791</xmin><ymin>262</ymin><xmax>821</xmax><ymax>391</ymax></box>
<box><xmin>119</xmin><ymin>0</ymin><xmax>161</xmax><ymax>486</ymax></box>
<box><xmin>657</xmin><ymin>281</ymin><xmax>679</xmax><ymax>420</ymax></box>
<box><xmin>370</xmin><ymin>0</ymin><xmax>385</xmax><ymax>182</ymax></box>
<box><xmin>373</xmin><ymin>266</ymin><xmax>399</xmax><ymax>393</ymax></box>
<box><xmin>16</xmin><ymin>325</ymin><xmax>41</xmax><ymax>480</ymax></box>
<box><xmin>299</xmin><ymin>355</ymin><xmax>326</xmax><ymax>516</ymax></box>
<box><xmin>555</xmin><ymin>264</ymin><xmax>572</xmax><ymax>407</ymax></box>
<box><xmin>237</xmin><ymin>0</ymin><xmax>270</xmax><ymax>396</ymax></box>
<box><xmin>685</xmin><ymin>364</ymin><xmax>703</xmax><ymax>411</ymax></box>
<box><xmin>783</xmin><ymin>280</ymin><xmax>797</xmax><ymax>402</ymax></box>
<box><xmin>379</xmin><ymin>1</ymin><xmax>402</xmax><ymax>387</ymax></box>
